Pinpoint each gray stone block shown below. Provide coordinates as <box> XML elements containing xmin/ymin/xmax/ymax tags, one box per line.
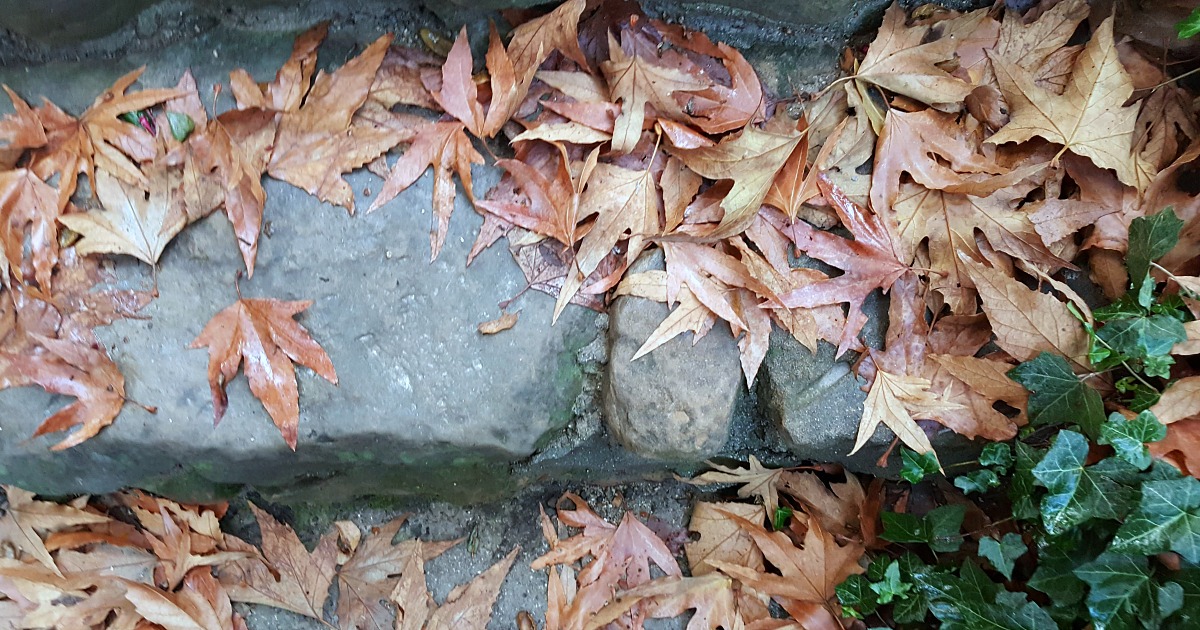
<box><xmin>603</xmin><ymin>252</ymin><xmax>742</xmax><ymax>461</ymax></box>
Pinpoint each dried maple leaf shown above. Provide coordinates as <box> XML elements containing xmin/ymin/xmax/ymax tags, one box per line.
<box><xmin>778</xmin><ymin>175</ymin><xmax>910</xmax><ymax>356</ymax></box>
<box><xmin>925</xmin><ymin>354</ymin><xmax>1027</xmax><ymax>441</ymax></box>
<box><xmin>0</xmin><ymin>167</ymin><xmax>60</xmax><ymax>289</ymax></box>
<box><xmin>477</xmin><ymin>145</ymin><xmax>598</xmax><ymax>247</ymax></box>
<box><xmin>586</xmin><ymin>573</ymin><xmax>741</xmax><ymax>630</ymax></box>
<box><xmin>123</xmin><ymin>569</ymin><xmax>247</xmax><ymax>630</ymax></box>
<box><xmin>1151</xmin><ymin>417</ymin><xmax>1200</xmax><ymax>478</ymax></box>
<box><xmin>59</xmin><ymin>167</ymin><xmax>186</xmax><ymax>266</ymax></box>
<box><xmin>852</xmin><ymin>3</ymin><xmax>975</xmax><ymax>108</ymax></box>
<box><xmin>960</xmin><ymin>255</ymin><xmax>1089</xmax><ymax>370</ymax></box>
<box><xmin>654</xmin><ymin>22</ymin><xmax>765</xmax><ymax>135</ymax></box>
<box><xmin>368</xmin><ymin>121</ymin><xmax>484</xmax><ymax>261</ymax></box>
<box><xmin>477</xmin><ymin>310</ymin><xmax>520</xmax><ymax>335</ymax></box>
<box><xmin>30</xmin><ymin>68</ymin><xmax>183</xmax><ymax>207</ymax></box>
<box><xmin>506</xmin><ymin>0</ymin><xmax>589</xmax><ymax>83</ymax></box>
<box><xmin>334</xmin><ymin>516</ymin><xmax>457</xmax><ymax>630</ymax></box>
<box><xmin>230</xmin><ymin>22</ymin><xmax>326</xmax><ymax>112</ymax></box>
<box><xmin>554</xmin><ymin>160</ymin><xmax>657</xmax><ymax>321</ymax></box>
<box><xmin>855</xmin><ymin>369</ymin><xmax>960</xmax><ymax>461</ymax></box>
<box><xmin>991</xmin><ymin>0</ymin><xmax>1088</xmax><ymax>73</ymax></box>
<box><xmin>674</xmin><ymin>125</ymin><xmax>803</xmax><ymax>238</ymax></box>
<box><xmin>0</xmin><ymin>486</ymin><xmax>109</xmax><ymax>577</ymax></box>
<box><xmin>711</xmin><ymin>511</ymin><xmax>863</xmax><ymax>626</ymax></box>
<box><xmin>218</xmin><ymin>503</ymin><xmax>337</xmax><ymax>620</ymax></box>
<box><xmin>685</xmin><ymin>502</ymin><xmax>765</xmax><ymax>576</ymax></box>
<box><xmin>267</xmin><ymin>34</ymin><xmax>410</xmax><ymax>212</ymax></box>
<box><xmin>987</xmin><ymin>17</ymin><xmax>1148</xmax><ymax>189</ymax></box>
<box><xmin>1152</xmin><ymin>376</ymin><xmax>1200</xmax><ymax>425</ymax></box>
<box><xmin>601</xmin><ymin>32</ymin><xmax>708</xmax><ymax>154</ymax></box>
<box><xmin>190</xmin><ymin>296</ymin><xmax>337</xmax><ymax>450</ymax></box>
<box><xmin>0</xmin><ymin>86</ymin><xmax>47</xmax><ymax>169</ymax></box>
<box><xmin>688</xmin><ymin>456</ymin><xmax>785</xmax><ymax>518</ymax></box>
<box><xmin>144</xmin><ymin>506</ymin><xmax>246</xmax><ymax>591</ymax></box>
<box><xmin>369</xmin><ymin>45</ymin><xmax>443</xmax><ymax>111</ymax></box>
<box><xmin>390</xmin><ymin>546</ymin><xmax>518</xmax><ymax>630</ymax></box>
<box><xmin>777</xmin><ymin>472</ymin><xmax>866</xmax><ymax>540</ymax></box>
<box><xmin>425</xmin><ymin>25</ymin><xmax>518</xmax><ymax>139</ymax></box>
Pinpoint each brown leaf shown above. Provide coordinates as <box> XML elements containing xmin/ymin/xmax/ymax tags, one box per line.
<box><xmin>777</xmin><ymin>175</ymin><xmax>910</xmax><ymax>356</ymax></box>
<box><xmin>674</xmin><ymin>125</ymin><xmax>803</xmax><ymax>238</ymax></box>
<box><xmin>987</xmin><ymin>17</ymin><xmax>1148</xmax><ymax>189</ymax></box>
<box><xmin>990</xmin><ymin>0</ymin><xmax>1088</xmax><ymax>73</ymax></box>
<box><xmin>0</xmin><ymin>486</ymin><xmax>109</xmax><ymax>577</ymax></box>
<box><xmin>60</xmin><ymin>166</ymin><xmax>187</xmax><ymax>266</ymax></box>
<box><xmin>0</xmin><ymin>85</ymin><xmax>47</xmax><ymax>169</ymax></box>
<box><xmin>960</xmin><ymin>255</ymin><xmax>1089</xmax><ymax>370</ymax></box>
<box><xmin>855</xmin><ymin>369</ymin><xmax>959</xmax><ymax>461</ymax></box>
<box><xmin>189</xmin><ymin>297</ymin><xmax>337</xmax><ymax>450</ymax></box>
<box><xmin>218</xmin><ymin>504</ymin><xmax>336</xmax><ymax>620</ymax></box>
<box><xmin>777</xmin><ymin>472</ymin><xmax>866</xmax><ymax>540</ymax></box>
<box><xmin>585</xmin><ymin>573</ymin><xmax>741</xmax><ymax>630</ymax></box>
<box><xmin>0</xmin><ymin>167</ymin><xmax>60</xmax><ymax>289</ymax></box>
<box><xmin>369</xmin><ymin>45</ymin><xmax>443</xmax><ymax>111</ymax></box>
<box><xmin>926</xmin><ymin>354</ymin><xmax>1027</xmax><ymax>440</ymax></box>
<box><xmin>1152</xmin><ymin>376</ymin><xmax>1200</xmax><ymax>425</ymax></box>
<box><xmin>267</xmin><ymin>34</ymin><xmax>408</xmax><ymax>212</ymax></box>
<box><xmin>507</xmin><ymin>0</ymin><xmax>589</xmax><ymax>83</ymax></box>
<box><xmin>688</xmin><ymin>456</ymin><xmax>784</xmax><ymax>518</ymax></box>
<box><xmin>1152</xmin><ymin>417</ymin><xmax>1200</xmax><ymax>478</ymax></box>
<box><xmin>685</xmin><ymin>502</ymin><xmax>765</xmax><ymax>576</ymax></box>
<box><xmin>853</xmin><ymin>3</ymin><xmax>975</xmax><ymax>107</ymax></box>
<box><xmin>426</xmin><ymin>546</ymin><xmax>520</xmax><ymax>628</ymax></box>
<box><xmin>123</xmin><ymin>569</ymin><xmax>245</xmax><ymax>630</ymax></box>
<box><xmin>334</xmin><ymin>517</ymin><xmax>457</xmax><ymax>630</ymax></box>
<box><xmin>712</xmin><ymin>511</ymin><xmax>863</xmax><ymax>611</ymax></box>
<box><xmin>601</xmin><ymin>32</ymin><xmax>708</xmax><ymax>154</ymax></box>
<box><xmin>368</xmin><ymin>121</ymin><xmax>484</xmax><ymax>261</ymax></box>
<box><xmin>478</xmin><ymin>310</ymin><xmax>520</xmax><ymax>335</ymax></box>
<box><xmin>230</xmin><ymin>23</ymin><xmax>327</xmax><ymax>112</ymax></box>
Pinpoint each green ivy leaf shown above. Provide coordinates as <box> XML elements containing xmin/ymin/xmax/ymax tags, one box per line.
<box><xmin>1009</xmin><ymin>353</ymin><xmax>1105</xmax><ymax>438</ymax></box>
<box><xmin>1111</xmin><ymin>477</ymin><xmax>1200</xmax><ymax>563</ymax></box>
<box><xmin>955</xmin><ymin>469</ymin><xmax>1001</xmax><ymax>495</ymax></box>
<box><xmin>902</xmin><ymin>447</ymin><xmax>941</xmax><ymax>484</ymax></box>
<box><xmin>978</xmin><ymin>533</ymin><xmax>1025</xmax><ymax>580</ymax></box>
<box><xmin>914</xmin><ymin>561</ymin><xmax>1056</xmax><ymax>630</ymax></box>
<box><xmin>871</xmin><ymin>561</ymin><xmax>912</xmax><ymax>604</ymax></box>
<box><xmin>1028</xmin><ymin>532</ymin><xmax>1096</xmax><ymax>608</ymax></box>
<box><xmin>1074</xmin><ymin>552</ymin><xmax>1156</xmax><ymax>630</ymax></box>
<box><xmin>1011</xmin><ymin>441</ymin><xmax>1044</xmax><ymax>521</ymax></box>
<box><xmin>1178</xmin><ymin>7</ymin><xmax>1200</xmax><ymax>39</ymax></box>
<box><xmin>1094</xmin><ymin>293</ymin><xmax>1147</xmax><ymax>321</ymax></box>
<box><xmin>837</xmin><ymin>574</ymin><xmax>879</xmax><ymax>617</ymax></box>
<box><xmin>979</xmin><ymin>443</ymin><xmax>1013</xmax><ymax>472</ymax></box>
<box><xmin>1127</xmin><ymin>208</ymin><xmax>1183</xmax><ymax>295</ymax></box>
<box><xmin>882</xmin><ymin>505</ymin><xmax>965</xmax><ymax>553</ymax></box>
<box><xmin>1032</xmin><ymin>431</ymin><xmax>1140</xmax><ymax>535</ymax></box>
<box><xmin>1165</xmin><ymin>570</ymin><xmax>1200</xmax><ymax>629</ymax></box>
<box><xmin>772</xmin><ymin>505</ymin><xmax>793</xmax><ymax>531</ymax></box>
<box><xmin>165</xmin><ymin>111</ymin><xmax>196</xmax><ymax>142</ymax></box>
<box><xmin>1096</xmin><ymin>315</ymin><xmax>1187</xmax><ymax>362</ymax></box>
<box><xmin>1099</xmin><ymin>411</ymin><xmax>1166</xmax><ymax>470</ymax></box>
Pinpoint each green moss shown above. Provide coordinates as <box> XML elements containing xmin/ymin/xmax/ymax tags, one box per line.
<box><xmin>337</xmin><ymin>450</ymin><xmax>376</xmax><ymax>464</ymax></box>
<box><xmin>139</xmin><ymin>464</ymin><xmax>240</xmax><ymax>503</ymax></box>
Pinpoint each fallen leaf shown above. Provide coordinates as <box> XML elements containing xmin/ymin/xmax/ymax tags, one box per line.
<box><xmin>59</xmin><ymin>166</ymin><xmax>187</xmax><ymax>266</ymax></box>
<box><xmin>478</xmin><ymin>311</ymin><xmax>520</xmax><ymax>335</ymax></box>
<box><xmin>853</xmin><ymin>3</ymin><xmax>975</xmax><ymax>107</ymax></box>
<box><xmin>987</xmin><ymin>17</ymin><xmax>1148</xmax><ymax>189</ymax></box>
<box><xmin>230</xmin><ymin>22</ymin><xmax>326</xmax><ymax>112</ymax></box>
<box><xmin>218</xmin><ymin>503</ymin><xmax>336</xmax><ymax>620</ymax></box>
<box><xmin>1151</xmin><ymin>376</ymin><xmax>1200</xmax><ymax>425</ymax></box>
<box><xmin>777</xmin><ymin>472</ymin><xmax>866</xmax><ymax>540</ymax></box>
<box><xmin>190</xmin><ymin>296</ymin><xmax>338</xmax><ymax>450</ymax></box>
<box><xmin>0</xmin><ymin>86</ymin><xmax>47</xmax><ymax>169</ymax></box>
<box><xmin>585</xmin><ymin>573</ymin><xmax>741</xmax><ymax>630</ymax></box>
<box><xmin>926</xmin><ymin>354</ymin><xmax>1026</xmax><ymax>440</ymax></box>
<box><xmin>368</xmin><ymin>121</ymin><xmax>484</xmax><ymax>261</ymax></box>
<box><xmin>0</xmin><ymin>486</ymin><xmax>108</xmax><ymax>577</ymax></box>
<box><xmin>685</xmin><ymin>502</ymin><xmax>765</xmax><ymax>576</ymax></box>
<box><xmin>123</xmin><ymin>570</ymin><xmax>245</xmax><ymax>630</ymax></box>
<box><xmin>601</xmin><ymin>32</ymin><xmax>708</xmax><ymax>154</ymax></box>
<box><xmin>960</xmin><ymin>254</ymin><xmax>1089</xmax><ymax>370</ymax></box>
<box><xmin>267</xmin><ymin>34</ymin><xmax>409</xmax><ymax>212</ymax></box>
<box><xmin>426</xmin><ymin>546</ymin><xmax>519</xmax><ymax>628</ymax></box>
<box><xmin>855</xmin><ymin>369</ymin><xmax>958</xmax><ymax>460</ymax></box>
<box><xmin>688</xmin><ymin>456</ymin><xmax>784</xmax><ymax>518</ymax></box>
<box><xmin>0</xmin><ymin>167</ymin><xmax>60</xmax><ymax>289</ymax></box>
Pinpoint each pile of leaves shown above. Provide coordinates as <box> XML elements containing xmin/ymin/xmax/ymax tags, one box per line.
<box><xmin>0</xmin><ymin>484</ymin><xmax>517</xmax><ymax>629</ymax></box>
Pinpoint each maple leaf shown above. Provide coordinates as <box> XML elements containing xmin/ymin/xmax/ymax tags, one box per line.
<box><xmin>990</xmin><ymin>0</ymin><xmax>1089</xmax><ymax>73</ymax></box>
<box><xmin>123</xmin><ymin>569</ymin><xmax>247</xmax><ymax>630</ymax></box>
<box><xmin>601</xmin><ymin>32</ymin><xmax>708</xmax><ymax>154</ymax></box>
<box><xmin>1152</xmin><ymin>376</ymin><xmax>1200</xmax><ymax>425</ymax></box>
<box><xmin>711</xmin><ymin>511</ymin><xmax>864</xmax><ymax>622</ymax></box>
<box><xmin>0</xmin><ymin>486</ymin><xmax>109</xmax><ymax>577</ymax></box>
<box><xmin>368</xmin><ymin>121</ymin><xmax>483</xmax><ymax>261</ymax></box>
<box><xmin>189</xmin><ymin>296</ymin><xmax>338</xmax><ymax>450</ymax></box>
<box><xmin>987</xmin><ymin>17</ymin><xmax>1148</xmax><ymax>189</ymax></box>
<box><xmin>369</xmin><ymin>45</ymin><xmax>443</xmax><ymax>111</ymax></box>
<box><xmin>425</xmin><ymin>25</ymin><xmax>518</xmax><ymax>139</ymax></box>
<box><xmin>506</xmin><ymin>0</ymin><xmax>589</xmax><ymax>84</ymax></box>
<box><xmin>688</xmin><ymin>456</ymin><xmax>785</xmax><ymax>518</ymax></box>
<box><xmin>230</xmin><ymin>22</ymin><xmax>326</xmax><ymax>112</ymax></box>
<box><xmin>267</xmin><ymin>34</ymin><xmax>409</xmax><ymax>212</ymax></box>
<box><xmin>334</xmin><ymin>516</ymin><xmax>457</xmax><ymax>630</ymax></box>
<box><xmin>855</xmin><ymin>368</ymin><xmax>960</xmax><ymax>461</ymax></box>
<box><xmin>59</xmin><ymin>166</ymin><xmax>186</xmax><ymax>266</ymax></box>
<box><xmin>0</xmin><ymin>167</ymin><xmax>60</xmax><ymax>289</ymax></box>
<box><xmin>0</xmin><ymin>85</ymin><xmax>47</xmax><ymax>169</ymax></box>
<box><xmin>777</xmin><ymin>175</ymin><xmax>910</xmax><ymax>357</ymax></box>
<box><xmin>1151</xmin><ymin>417</ymin><xmax>1200</xmax><ymax>478</ymax></box>
<box><xmin>852</xmin><ymin>3</ymin><xmax>975</xmax><ymax>108</ymax></box>
<box><xmin>29</xmin><ymin>68</ymin><xmax>183</xmax><ymax>207</ymax></box>
<box><xmin>477</xmin><ymin>145</ymin><xmax>598</xmax><ymax>247</ymax></box>
<box><xmin>390</xmin><ymin>546</ymin><xmax>518</xmax><ymax>630</ymax></box>
<box><xmin>960</xmin><ymin>255</ymin><xmax>1089</xmax><ymax>370</ymax></box>
<box><xmin>685</xmin><ymin>502</ymin><xmax>765</xmax><ymax>577</ymax></box>
<box><xmin>925</xmin><ymin>354</ymin><xmax>1027</xmax><ymax>441</ymax></box>
<box><xmin>585</xmin><ymin>573</ymin><xmax>741</xmax><ymax>630</ymax></box>
<box><xmin>143</xmin><ymin>506</ymin><xmax>247</xmax><ymax>590</ymax></box>
<box><xmin>777</xmin><ymin>471</ymin><xmax>867</xmax><ymax>540</ymax></box>
<box><xmin>553</xmin><ymin>160</ymin><xmax>657</xmax><ymax>321</ymax></box>
<box><xmin>217</xmin><ymin>503</ymin><xmax>337</xmax><ymax>620</ymax></box>
<box><xmin>654</xmin><ymin>22</ymin><xmax>765</xmax><ymax>134</ymax></box>
<box><xmin>674</xmin><ymin>125</ymin><xmax>803</xmax><ymax>238</ymax></box>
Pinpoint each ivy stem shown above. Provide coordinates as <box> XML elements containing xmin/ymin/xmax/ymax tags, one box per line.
<box><xmin>1146</xmin><ymin>65</ymin><xmax>1200</xmax><ymax>92</ymax></box>
<box><xmin>1152</xmin><ymin>262</ymin><xmax>1199</xmax><ymax>299</ymax></box>
<box><xmin>1091</xmin><ymin>332</ymin><xmax>1158</xmax><ymax>393</ymax></box>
